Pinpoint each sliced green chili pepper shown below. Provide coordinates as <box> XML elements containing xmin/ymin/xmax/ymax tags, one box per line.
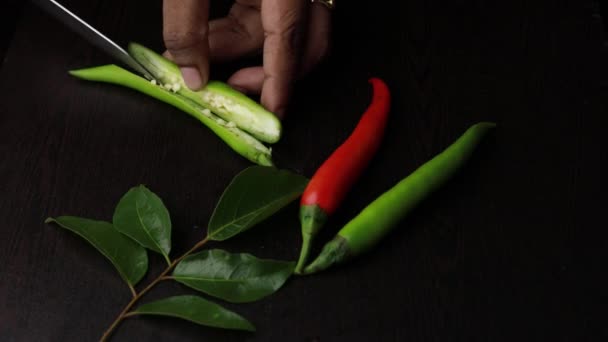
<box><xmin>303</xmin><ymin>122</ymin><xmax>496</xmax><ymax>274</ymax></box>
<box><xmin>128</xmin><ymin>43</ymin><xmax>281</xmax><ymax>144</ymax></box>
<box><xmin>69</xmin><ymin>65</ymin><xmax>273</xmax><ymax>166</ymax></box>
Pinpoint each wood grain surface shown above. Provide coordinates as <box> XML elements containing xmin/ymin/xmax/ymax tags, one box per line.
<box><xmin>1</xmin><ymin>0</ymin><xmax>607</xmax><ymax>341</ymax></box>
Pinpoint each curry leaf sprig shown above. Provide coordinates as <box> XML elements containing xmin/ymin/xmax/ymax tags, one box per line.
<box><xmin>45</xmin><ymin>166</ymin><xmax>308</xmax><ymax>341</ymax></box>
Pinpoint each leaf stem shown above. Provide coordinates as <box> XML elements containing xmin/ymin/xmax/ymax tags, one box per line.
<box><xmin>163</xmin><ymin>253</ymin><xmax>172</xmax><ymax>267</ymax></box>
<box><xmin>122</xmin><ymin>312</ymin><xmax>138</xmax><ymax>318</ymax></box>
<box><xmin>99</xmin><ymin>237</ymin><xmax>210</xmax><ymax>341</ymax></box>
<box><xmin>127</xmin><ymin>284</ymin><xmax>137</xmax><ymax>298</ymax></box>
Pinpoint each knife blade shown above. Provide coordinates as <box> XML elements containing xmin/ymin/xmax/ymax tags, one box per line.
<box><xmin>32</xmin><ymin>0</ymin><xmax>154</xmax><ymax>80</ymax></box>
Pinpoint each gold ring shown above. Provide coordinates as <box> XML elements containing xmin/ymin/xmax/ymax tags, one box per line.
<box><xmin>311</xmin><ymin>0</ymin><xmax>334</xmax><ymax>10</ymax></box>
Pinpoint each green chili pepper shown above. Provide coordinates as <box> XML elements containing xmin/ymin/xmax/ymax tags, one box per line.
<box><xmin>303</xmin><ymin>122</ymin><xmax>496</xmax><ymax>274</ymax></box>
<box><xmin>128</xmin><ymin>43</ymin><xmax>281</xmax><ymax>144</ymax></box>
<box><xmin>69</xmin><ymin>65</ymin><xmax>274</xmax><ymax>166</ymax></box>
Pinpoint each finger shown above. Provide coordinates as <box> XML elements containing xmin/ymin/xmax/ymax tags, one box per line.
<box><xmin>228</xmin><ymin>4</ymin><xmax>331</xmax><ymax>94</ymax></box>
<box><xmin>163</xmin><ymin>0</ymin><xmax>210</xmax><ymax>90</ymax></box>
<box><xmin>300</xmin><ymin>3</ymin><xmax>332</xmax><ymax>75</ymax></box>
<box><xmin>260</xmin><ymin>0</ymin><xmax>308</xmax><ymax>117</ymax></box>
<box><xmin>208</xmin><ymin>2</ymin><xmax>264</xmax><ymax>62</ymax></box>
<box><xmin>227</xmin><ymin>66</ymin><xmax>265</xmax><ymax>94</ymax></box>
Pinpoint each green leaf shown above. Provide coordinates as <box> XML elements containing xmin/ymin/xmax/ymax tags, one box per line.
<box><xmin>173</xmin><ymin>249</ymin><xmax>295</xmax><ymax>303</ymax></box>
<box><xmin>113</xmin><ymin>185</ymin><xmax>172</xmax><ymax>261</ymax></box>
<box><xmin>45</xmin><ymin>216</ymin><xmax>148</xmax><ymax>287</ymax></box>
<box><xmin>208</xmin><ymin>166</ymin><xmax>308</xmax><ymax>241</ymax></box>
<box><xmin>131</xmin><ymin>295</ymin><xmax>255</xmax><ymax>332</ymax></box>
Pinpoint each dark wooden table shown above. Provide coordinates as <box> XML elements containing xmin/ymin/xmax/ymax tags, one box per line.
<box><xmin>2</xmin><ymin>1</ymin><xmax>607</xmax><ymax>341</ymax></box>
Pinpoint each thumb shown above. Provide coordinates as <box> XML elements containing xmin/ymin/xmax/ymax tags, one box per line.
<box><xmin>163</xmin><ymin>0</ymin><xmax>210</xmax><ymax>90</ymax></box>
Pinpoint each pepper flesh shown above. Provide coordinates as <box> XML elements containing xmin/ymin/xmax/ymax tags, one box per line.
<box><xmin>128</xmin><ymin>43</ymin><xmax>282</xmax><ymax>144</ymax></box>
<box><xmin>69</xmin><ymin>65</ymin><xmax>273</xmax><ymax>166</ymax></box>
<box><xmin>304</xmin><ymin>122</ymin><xmax>496</xmax><ymax>274</ymax></box>
<box><xmin>294</xmin><ymin>78</ymin><xmax>391</xmax><ymax>273</ymax></box>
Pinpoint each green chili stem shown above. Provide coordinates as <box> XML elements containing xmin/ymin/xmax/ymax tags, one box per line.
<box><xmin>294</xmin><ymin>205</ymin><xmax>328</xmax><ymax>274</ymax></box>
<box><xmin>302</xmin><ymin>236</ymin><xmax>350</xmax><ymax>274</ymax></box>
<box><xmin>294</xmin><ymin>235</ymin><xmax>312</xmax><ymax>274</ymax></box>
<box><xmin>99</xmin><ymin>237</ymin><xmax>210</xmax><ymax>342</ymax></box>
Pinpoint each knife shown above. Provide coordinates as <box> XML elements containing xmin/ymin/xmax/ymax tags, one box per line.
<box><xmin>32</xmin><ymin>0</ymin><xmax>154</xmax><ymax>80</ymax></box>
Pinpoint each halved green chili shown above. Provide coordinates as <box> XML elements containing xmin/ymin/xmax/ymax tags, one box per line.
<box><xmin>128</xmin><ymin>43</ymin><xmax>281</xmax><ymax>144</ymax></box>
<box><xmin>69</xmin><ymin>65</ymin><xmax>273</xmax><ymax>166</ymax></box>
<box><xmin>303</xmin><ymin>122</ymin><xmax>496</xmax><ymax>274</ymax></box>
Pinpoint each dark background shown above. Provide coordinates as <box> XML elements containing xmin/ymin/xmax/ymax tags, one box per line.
<box><xmin>2</xmin><ymin>0</ymin><xmax>608</xmax><ymax>341</ymax></box>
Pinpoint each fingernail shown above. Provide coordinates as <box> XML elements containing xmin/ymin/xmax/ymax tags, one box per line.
<box><xmin>162</xmin><ymin>50</ymin><xmax>173</xmax><ymax>60</ymax></box>
<box><xmin>181</xmin><ymin>67</ymin><xmax>203</xmax><ymax>90</ymax></box>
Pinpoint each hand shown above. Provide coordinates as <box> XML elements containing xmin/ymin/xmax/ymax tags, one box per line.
<box><xmin>163</xmin><ymin>0</ymin><xmax>332</xmax><ymax>117</ymax></box>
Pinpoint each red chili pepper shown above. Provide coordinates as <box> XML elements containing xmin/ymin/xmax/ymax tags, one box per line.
<box><xmin>294</xmin><ymin>77</ymin><xmax>391</xmax><ymax>273</ymax></box>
